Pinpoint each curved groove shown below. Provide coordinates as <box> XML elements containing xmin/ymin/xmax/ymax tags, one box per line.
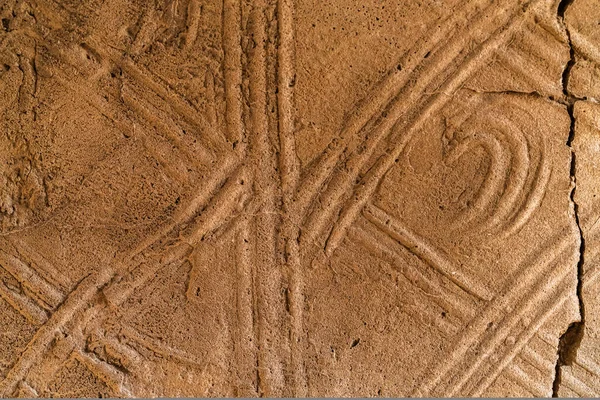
<box><xmin>485</xmin><ymin>101</ymin><xmax>549</xmax><ymax>237</ymax></box>
<box><xmin>477</xmin><ymin>112</ymin><xmax>532</xmax><ymax>233</ymax></box>
<box><xmin>321</xmin><ymin>0</ymin><xmax>535</xmax><ymax>256</ymax></box>
<box><xmin>445</xmin><ymin>131</ymin><xmax>511</xmax><ymax>230</ymax></box>
<box><xmin>446</xmin><ymin>105</ymin><xmax>535</xmax><ymax>236</ymax></box>
<box><xmin>502</xmin><ymin>161</ymin><xmax>551</xmax><ymax>238</ymax></box>
<box><xmin>501</xmin><ymin>121</ymin><xmax>551</xmax><ymax>238</ymax></box>
<box><xmin>292</xmin><ymin>0</ymin><xmax>507</xmax><ymax>221</ymax></box>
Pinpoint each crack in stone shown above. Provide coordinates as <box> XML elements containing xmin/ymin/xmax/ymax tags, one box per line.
<box><xmin>463</xmin><ymin>87</ymin><xmax>575</xmax><ymax>108</ymax></box>
<box><xmin>552</xmin><ymin>0</ymin><xmax>586</xmax><ymax>396</ymax></box>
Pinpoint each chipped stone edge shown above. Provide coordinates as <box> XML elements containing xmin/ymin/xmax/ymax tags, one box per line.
<box><xmin>551</xmin><ymin>0</ymin><xmax>588</xmax><ymax>395</ymax></box>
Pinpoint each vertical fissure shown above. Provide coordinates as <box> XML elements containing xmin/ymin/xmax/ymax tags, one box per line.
<box><xmin>552</xmin><ymin>0</ymin><xmax>585</xmax><ymax>396</ymax></box>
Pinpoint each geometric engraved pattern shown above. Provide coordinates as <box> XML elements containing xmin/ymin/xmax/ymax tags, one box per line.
<box><xmin>0</xmin><ymin>0</ymin><xmax>598</xmax><ymax>396</ymax></box>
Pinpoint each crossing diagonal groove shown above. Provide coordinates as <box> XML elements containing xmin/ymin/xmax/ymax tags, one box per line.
<box><xmin>0</xmin><ymin>0</ymin><xmax>598</xmax><ymax>396</ymax></box>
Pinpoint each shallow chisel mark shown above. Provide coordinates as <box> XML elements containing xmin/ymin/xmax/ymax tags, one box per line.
<box><xmin>363</xmin><ymin>203</ymin><xmax>493</xmax><ymax>301</ymax></box>
<box><xmin>247</xmin><ymin>1</ymin><xmax>285</xmax><ymax>395</ymax></box>
<box><xmin>0</xmin><ymin>0</ymin><xmax>590</xmax><ymax>396</ymax></box>
<box><xmin>223</xmin><ymin>0</ymin><xmax>244</xmax><ymax>144</ymax></box>
<box><xmin>276</xmin><ymin>0</ymin><xmax>305</xmax><ymax>395</ymax></box>
<box><xmin>128</xmin><ymin>157</ymin><xmax>244</xmax><ymax>259</ymax></box>
<box><xmin>470</xmin><ymin>273</ymin><xmax>572</xmax><ymax>396</ymax></box>
<box><xmin>182</xmin><ymin>167</ymin><xmax>250</xmax><ymax>245</ymax></box>
<box><xmin>120</xmin><ymin>325</ymin><xmax>206</xmax><ymax>369</ymax></box>
<box><xmin>71</xmin><ymin>350</ymin><xmax>132</xmax><ymax>397</ymax></box>
<box><xmin>292</xmin><ymin>0</ymin><xmax>501</xmax><ymax>218</ymax></box>
<box><xmin>184</xmin><ymin>0</ymin><xmax>201</xmax><ymax>50</ymax></box>
<box><xmin>346</xmin><ymin>227</ymin><xmax>461</xmax><ymax>337</ymax></box>
<box><xmin>0</xmin><ymin>249</ymin><xmax>64</xmax><ymax>309</ymax></box>
<box><xmin>86</xmin><ymin>36</ymin><xmax>228</xmax><ymax>152</ymax></box>
<box><xmin>0</xmin><ymin>279</ymin><xmax>48</xmax><ymax>325</ymax></box>
<box><xmin>416</xmin><ymin>229</ymin><xmax>577</xmax><ymax>397</ymax></box>
<box><xmin>322</xmin><ymin>0</ymin><xmax>545</xmax><ymax>256</ymax></box>
<box><xmin>0</xmin><ymin>268</ymin><xmax>115</xmax><ymax>397</ymax></box>
<box><xmin>234</xmin><ymin>218</ymin><xmax>258</xmax><ymax>396</ymax></box>
<box><xmin>349</xmin><ymin>219</ymin><xmax>477</xmax><ymax>323</ymax></box>
<box><xmin>496</xmin><ymin>48</ymin><xmax>562</xmax><ymax>98</ymax></box>
<box><xmin>5</xmin><ymin>237</ymin><xmax>65</xmax><ymax>292</ymax></box>
<box><xmin>445</xmin><ymin>239</ymin><xmax>576</xmax><ymax>397</ymax></box>
<box><xmin>103</xmin><ymin>244</ymin><xmax>192</xmax><ymax>308</ymax></box>
<box><xmin>505</xmin><ymin>363</ymin><xmax>549</xmax><ymax>397</ymax></box>
<box><xmin>121</xmin><ymin>83</ymin><xmax>213</xmax><ymax>168</ymax></box>
<box><xmin>277</xmin><ymin>0</ymin><xmax>300</xmax><ymax>198</ymax></box>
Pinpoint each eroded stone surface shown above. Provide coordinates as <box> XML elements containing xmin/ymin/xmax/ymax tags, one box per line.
<box><xmin>565</xmin><ymin>0</ymin><xmax>600</xmax><ymax>101</ymax></box>
<box><xmin>0</xmin><ymin>0</ymin><xmax>592</xmax><ymax>397</ymax></box>
<box><xmin>553</xmin><ymin>0</ymin><xmax>600</xmax><ymax>396</ymax></box>
<box><xmin>556</xmin><ymin>100</ymin><xmax>600</xmax><ymax>398</ymax></box>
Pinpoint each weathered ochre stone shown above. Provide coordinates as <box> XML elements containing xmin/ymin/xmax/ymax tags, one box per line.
<box><xmin>0</xmin><ymin>0</ymin><xmax>597</xmax><ymax>397</ymax></box>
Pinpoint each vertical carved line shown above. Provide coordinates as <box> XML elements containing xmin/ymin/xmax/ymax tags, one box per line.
<box><xmin>276</xmin><ymin>0</ymin><xmax>306</xmax><ymax>395</ymax></box>
<box><xmin>223</xmin><ymin>0</ymin><xmax>244</xmax><ymax>145</ymax></box>
<box><xmin>234</xmin><ymin>218</ymin><xmax>258</xmax><ymax>396</ymax></box>
<box><xmin>277</xmin><ymin>0</ymin><xmax>300</xmax><ymax>196</ymax></box>
<box><xmin>248</xmin><ymin>0</ymin><xmax>286</xmax><ymax>395</ymax></box>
